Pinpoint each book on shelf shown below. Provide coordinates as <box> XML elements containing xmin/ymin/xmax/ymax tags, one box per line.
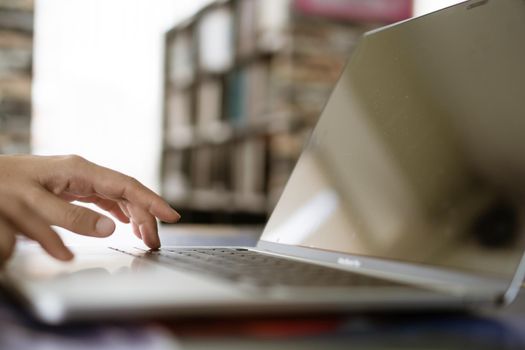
<box><xmin>196</xmin><ymin>78</ymin><xmax>231</xmax><ymax>141</ymax></box>
<box><xmin>293</xmin><ymin>0</ymin><xmax>412</xmax><ymax>23</ymax></box>
<box><xmin>190</xmin><ymin>144</ymin><xmax>232</xmax><ymax>209</ymax></box>
<box><xmin>225</xmin><ymin>61</ymin><xmax>271</xmax><ymax>129</ymax></box>
<box><xmin>246</xmin><ymin>60</ymin><xmax>270</xmax><ymax>126</ymax></box>
<box><xmin>256</xmin><ymin>0</ymin><xmax>291</xmax><ymax>52</ymax></box>
<box><xmin>291</xmin><ymin>17</ymin><xmax>374</xmax><ymax>57</ymax></box>
<box><xmin>226</xmin><ymin>68</ymin><xmax>246</xmax><ymax>127</ymax></box>
<box><xmin>236</xmin><ymin>0</ymin><xmax>257</xmax><ymax>58</ymax></box>
<box><xmin>232</xmin><ymin>137</ymin><xmax>267</xmax><ymax>211</ymax></box>
<box><xmin>210</xmin><ymin>144</ymin><xmax>231</xmax><ymax>193</ymax></box>
<box><xmin>269</xmin><ymin>15</ymin><xmax>373</xmax><ymax>123</ymax></box>
<box><xmin>168</xmin><ymin>29</ymin><xmax>195</xmax><ymax>88</ymax></box>
<box><xmin>162</xmin><ymin>150</ymin><xmax>191</xmax><ymax>203</ymax></box>
<box><xmin>198</xmin><ymin>4</ymin><xmax>234</xmax><ymax>73</ymax></box>
<box><xmin>191</xmin><ymin>146</ymin><xmax>213</xmax><ymax>192</ymax></box>
<box><xmin>166</xmin><ymin>89</ymin><xmax>193</xmax><ymax>148</ymax></box>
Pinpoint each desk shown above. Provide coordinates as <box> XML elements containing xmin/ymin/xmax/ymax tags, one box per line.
<box><xmin>1</xmin><ymin>293</ymin><xmax>524</xmax><ymax>350</ymax></box>
<box><xmin>0</xmin><ymin>226</ymin><xmax>524</xmax><ymax>350</ymax></box>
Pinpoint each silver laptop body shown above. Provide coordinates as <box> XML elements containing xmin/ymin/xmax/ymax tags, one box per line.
<box><xmin>3</xmin><ymin>0</ymin><xmax>525</xmax><ymax>324</ymax></box>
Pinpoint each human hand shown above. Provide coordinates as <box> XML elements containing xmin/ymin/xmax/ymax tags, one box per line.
<box><xmin>0</xmin><ymin>155</ymin><xmax>180</xmax><ymax>263</ymax></box>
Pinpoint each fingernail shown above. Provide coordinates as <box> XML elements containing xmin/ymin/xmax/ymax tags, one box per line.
<box><xmin>167</xmin><ymin>208</ymin><xmax>181</xmax><ymax>221</ymax></box>
<box><xmin>61</xmin><ymin>248</ymin><xmax>74</xmax><ymax>261</ymax></box>
<box><xmin>140</xmin><ymin>224</ymin><xmax>160</xmax><ymax>249</ymax></box>
<box><xmin>96</xmin><ymin>217</ymin><xmax>115</xmax><ymax>236</ymax></box>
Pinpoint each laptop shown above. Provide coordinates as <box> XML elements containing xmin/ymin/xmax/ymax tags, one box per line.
<box><xmin>3</xmin><ymin>0</ymin><xmax>525</xmax><ymax>324</ymax></box>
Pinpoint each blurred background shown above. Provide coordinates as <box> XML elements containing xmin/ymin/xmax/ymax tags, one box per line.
<box><xmin>0</xmin><ymin>0</ymin><xmax>462</xmax><ymax>244</ymax></box>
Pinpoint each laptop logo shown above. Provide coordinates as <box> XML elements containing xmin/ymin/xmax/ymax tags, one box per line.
<box><xmin>337</xmin><ymin>257</ymin><xmax>362</xmax><ymax>268</ymax></box>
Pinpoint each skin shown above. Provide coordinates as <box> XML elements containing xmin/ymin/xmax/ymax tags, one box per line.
<box><xmin>0</xmin><ymin>154</ymin><xmax>180</xmax><ymax>264</ymax></box>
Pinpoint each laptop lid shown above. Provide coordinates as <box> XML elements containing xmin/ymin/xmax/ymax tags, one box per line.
<box><xmin>258</xmin><ymin>0</ymin><xmax>525</xmax><ymax>288</ymax></box>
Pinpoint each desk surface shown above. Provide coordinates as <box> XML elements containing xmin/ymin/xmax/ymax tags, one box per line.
<box><xmin>1</xmin><ymin>226</ymin><xmax>524</xmax><ymax>350</ymax></box>
<box><xmin>0</xmin><ymin>290</ymin><xmax>524</xmax><ymax>350</ymax></box>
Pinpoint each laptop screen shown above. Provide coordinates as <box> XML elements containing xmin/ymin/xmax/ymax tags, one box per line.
<box><xmin>261</xmin><ymin>0</ymin><xmax>525</xmax><ymax>278</ymax></box>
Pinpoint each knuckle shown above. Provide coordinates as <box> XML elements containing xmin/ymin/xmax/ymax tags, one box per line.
<box><xmin>65</xmin><ymin>154</ymin><xmax>86</xmax><ymax>166</ymax></box>
<box><xmin>125</xmin><ymin>176</ymin><xmax>142</xmax><ymax>192</ymax></box>
<box><xmin>57</xmin><ymin>155</ymin><xmax>87</xmax><ymax>172</ymax></box>
<box><xmin>23</xmin><ymin>187</ymin><xmax>43</xmax><ymax>206</ymax></box>
<box><xmin>127</xmin><ymin>176</ymin><xmax>140</xmax><ymax>186</ymax></box>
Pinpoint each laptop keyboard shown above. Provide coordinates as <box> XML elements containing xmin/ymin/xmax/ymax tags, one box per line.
<box><xmin>112</xmin><ymin>247</ymin><xmax>402</xmax><ymax>288</ymax></box>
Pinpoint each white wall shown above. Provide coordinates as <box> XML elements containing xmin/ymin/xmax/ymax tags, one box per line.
<box><xmin>33</xmin><ymin>0</ymin><xmax>213</xmax><ymax>190</ymax></box>
<box><xmin>413</xmin><ymin>0</ymin><xmax>464</xmax><ymax>16</ymax></box>
<box><xmin>32</xmin><ymin>0</ymin><xmax>213</xmax><ymax>246</ymax></box>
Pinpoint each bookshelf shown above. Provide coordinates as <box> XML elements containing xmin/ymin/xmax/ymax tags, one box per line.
<box><xmin>161</xmin><ymin>0</ymin><xmax>411</xmax><ymax>224</ymax></box>
<box><xmin>0</xmin><ymin>1</ymin><xmax>33</xmax><ymax>154</ymax></box>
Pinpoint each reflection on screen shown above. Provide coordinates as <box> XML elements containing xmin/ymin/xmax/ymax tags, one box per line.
<box><xmin>261</xmin><ymin>0</ymin><xmax>525</xmax><ymax>278</ymax></box>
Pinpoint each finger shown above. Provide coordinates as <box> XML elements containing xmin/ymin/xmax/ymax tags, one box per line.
<box><xmin>126</xmin><ymin>203</ymin><xmax>159</xmax><ymax>249</ymax></box>
<box><xmin>101</xmin><ymin>175</ymin><xmax>180</xmax><ymax>223</ymax></box>
<box><xmin>0</xmin><ymin>200</ymin><xmax>72</xmax><ymax>261</ymax></box>
<box><xmin>29</xmin><ymin>189</ymin><xmax>116</xmax><ymax>237</ymax></box>
<box><xmin>68</xmin><ymin>195</ymin><xmax>130</xmax><ymax>224</ymax></box>
<box><xmin>63</xmin><ymin>158</ymin><xmax>181</xmax><ymax>222</ymax></box>
<box><xmin>118</xmin><ymin>201</ymin><xmax>131</xmax><ymax>219</ymax></box>
<box><xmin>0</xmin><ymin>217</ymin><xmax>17</xmax><ymax>263</ymax></box>
<box><xmin>60</xmin><ymin>193</ymin><xmax>130</xmax><ymax>224</ymax></box>
<box><xmin>59</xmin><ymin>193</ymin><xmax>78</xmax><ymax>202</ymax></box>
<box><xmin>131</xmin><ymin>220</ymin><xmax>142</xmax><ymax>240</ymax></box>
